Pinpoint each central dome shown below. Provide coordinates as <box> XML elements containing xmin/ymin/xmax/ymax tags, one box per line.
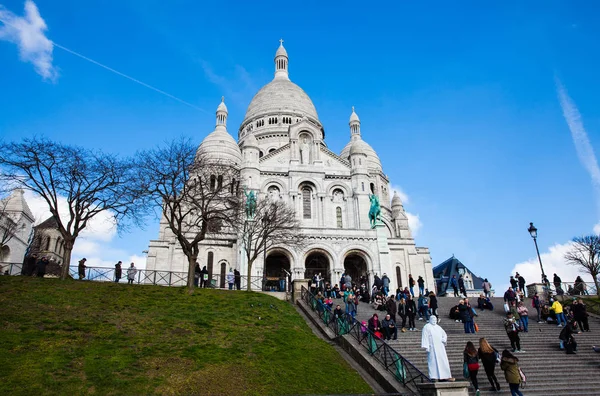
<box><xmin>243</xmin><ymin>78</ymin><xmax>319</xmax><ymax>122</ymax></box>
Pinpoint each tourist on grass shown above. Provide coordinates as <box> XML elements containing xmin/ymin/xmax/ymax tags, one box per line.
<box><xmin>421</xmin><ymin>316</ymin><xmax>453</xmax><ymax>381</ymax></box>
<box><xmin>235</xmin><ymin>269</ymin><xmax>241</xmax><ymax>290</ymax></box>
<box><xmin>127</xmin><ymin>263</ymin><xmax>137</xmax><ymax>284</ymax></box>
<box><xmin>532</xmin><ymin>292</ymin><xmax>542</xmax><ymax>323</ymax></box>
<box><xmin>114</xmin><ymin>261</ymin><xmax>122</xmax><ymax>283</ymax></box>
<box><xmin>36</xmin><ymin>256</ymin><xmax>49</xmax><ymax>278</ymax></box>
<box><xmin>199</xmin><ymin>266</ymin><xmax>209</xmax><ymax>288</ymax></box>
<box><xmin>194</xmin><ymin>262</ymin><xmax>201</xmax><ymax>287</ymax></box>
<box><xmin>516</xmin><ymin>273</ymin><xmax>526</xmax><ymax>297</ymax></box>
<box><xmin>481</xmin><ymin>278</ymin><xmax>492</xmax><ymax>298</ymax></box>
<box><xmin>382</xmin><ymin>273</ymin><xmax>390</xmax><ymax>296</ymax></box>
<box><xmin>368</xmin><ymin>313</ymin><xmax>382</xmax><ymax>337</ymax></box>
<box><xmin>429</xmin><ymin>292</ymin><xmax>439</xmax><ymax>321</ymax></box>
<box><xmin>406</xmin><ymin>294</ymin><xmax>417</xmax><ymax>331</ymax></box>
<box><xmin>500</xmin><ymin>350</ymin><xmax>523</xmax><ymax>396</ymax></box>
<box><xmin>478</xmin><ymin>338</ymin><xmax>501</xmax><ymax>392</ymax></box>
<box><xmin>382</xmin><ymin>313</ymin><xmax>398</xmax><ymax>340</ymax></box>
<box><xmin>464</xmin><ymin>341</ymin><xmax>481</xmax><ymax>395</ymax></box>
<box><xmin>418</xmin><ymin>275</ymin><xmax>425</xmax><ymax>296</ymax></box>
<box><xmin>78</xmin><ymin>258</ymin><xmax>87</xmax><ymax>280</ymax></box>
<box><xmin>504</xmin><ymin>312</ymin><xmax>522</xmax><ymax>353</ymax></box>
<box><xmin>397</xmin><ymin>298</ymin><xmax>408</xmax><ymax>331</ymax></box>
<box><xmin>458</xmin><ymin>275</ymin><xmax>467</xmax><ymax>298</ymax></box>
<box><xmin>517</xmin><ymin>302</ymin><xmax>529</xmax><ymax>332</ymax></box>
<box><xmin>226</xmin><ymin>269</ymin><xmax>235</xmax><ymax>290</ymax></box>
<box><xmin>22</xmin><ymin>253</ymin><xmax>37</xmax><ymax>276</ymax></box>
<box><xmin>550</xmin><ymin>298</ymin><xmax>566</xmax><ymax>327</ymax></box>
<box><xmin>409</xmin><ymin>274</ymin><xmax>416</xmax><ymax>297</ymax></box>
<box><xmin>450</xmin><ymin>275</ymin><xmax>459</xmax><ymax>297</ymax></box>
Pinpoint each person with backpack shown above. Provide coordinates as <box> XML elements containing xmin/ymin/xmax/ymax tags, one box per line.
<box><xmin>463</xmin><ymin>341</ymin><xmax>481</xmax><ymax>395</ymax></box>
<box><xmin>500</xmin><ymin>349</ymin><xmax>524</xmax><ymax>396</ymax></box>
<box><xmin>478</xmin><ymin>338</ymin><xmax>501</xmax><ymax>392</ymax></box>
<box><xmin>532</xmin><ymin>292</ymin><xmax>542</xmax><ymax>323</ymax></box>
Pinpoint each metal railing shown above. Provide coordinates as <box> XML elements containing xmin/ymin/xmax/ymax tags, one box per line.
<box><xmin>300</xmin><ymin>286</ymin><xmax>430</xmax><ymax>395</ymax></box>
<box><xmin>0</xmin><ymin>262</ymin><xmax>22</xmax><ymax>275</ymax></box>
<box><xmin>553</xmin><ymin>281</ymin><xmax>598</xmax><ymax>296</ymax></box>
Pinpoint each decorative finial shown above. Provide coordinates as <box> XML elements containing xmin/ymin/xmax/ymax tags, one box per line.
<box><xmin>352</xmin><ymin>106</ymin><xmax>355</xmax><ymax>112</ymax></box>
<box><xmin>221</xmin><ymin>96</ymin><xmax>224</xmax><ymax>103</ymax></box>
<box><xmin>279</xmin><ymin>38</ymin><xmax>284</xmax><ymax>46</ymax></box>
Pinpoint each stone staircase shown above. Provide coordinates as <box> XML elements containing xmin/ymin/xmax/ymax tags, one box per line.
<box><xmin>352</xmin><ymin>296</ymin><xmax>600</xmax><ymax>395</ymax></box>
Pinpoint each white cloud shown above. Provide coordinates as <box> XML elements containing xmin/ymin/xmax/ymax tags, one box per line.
<box><xmin>390</xmin><ymin>185</ymin><xmax>410</xmax><ymax>204</ymax></box>
<box><xmin>556</xmin><ymin>78</ymin><xmax>600</xmax><ymax>216</ymax></box>
<box><xmin>594</xmin><ymin>223</ymin><xmax>600</xmax><ymax>235</ymax></box>
<box><xmin>0</xmin><ymin>0</ymin><xmax>58</xmax><ymax>80</ymax></box>
<box><xmin>407</xmin><ymin>212</ymin><xmax>422</xmax><ymax>237</ymax></box>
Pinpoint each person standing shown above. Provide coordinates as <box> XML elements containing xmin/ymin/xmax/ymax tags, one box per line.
<box><xmin>504</xmin><ymin>312</ymin><xmax>522</xmax><ymax>353</ymax></box>
<box><xmin>517</xmin><ymin>302</ymin><xmax>529</xmax><ymax>332</ymax></box>
<box><xmin>397</xmin><ymin>298</ymin><xmax>408</xmax><ymax>331</ymax></box>
<box><xmin>509</xmin><ymin>276</ymin><xmax>518</xmax><ymax>290</ymax></box>
<box><xmin>78</xmin><ymin>258</ymin><xmax>87</xmax><ymax>280</ymax></box>
<box><xmin>553</xmin><ymin>273</ymin><xmax>563</xmax><ymax>294</ymax></box>
<box><xmin>36</xmin><ymin>256</ymin><xmax>49</xmax><ymax>278</ymax></box>
<box><xmin>235</xmin><ymin>269</ymin><xmax>241</xmax><ymax>290</ymax></box>
<box><xmin>421</xmin><ymin>316</ymin><xmax>453</xmax><ymax>381</ymax></box>
<box><xmin>464</xmin><ymin>341</ymin><xmax>481</xmax><ymax>396</ymax></box>
<box><xmin>22</xmin><ymin>254</ymin><xmax>37</xmax><ymax>276</ymax></box>
<box><xmin>194</xmin><ymin>262</ymin><xmax>201</xmax><ymax>287</ymax></box>
<box><xmin>459</xmin><ymin>300</ymin><xmax>475</xmax><ymax>334</ymax></box>
<box><xmin>532</xmin><ymin>292</ymin><xmax>542</xmax><ymax>323</ymax></box>
<box><xmin>500</xmin><ymin>350</ymin><xmax>523</xmax><ymax>396</ymax></box>
<box><xmin>382</xmin><ymin>273</ymin><xmax>390</xmax><ymax>296</ymax></box>
<box><xmin>478</xmin><ymin>338</ymin><xmax>501</xmax><ymax>392</ymax></box>
<box><xmin>127</xmin><ymin>263</ymin><xmax>137</xmax><ymax>284</ymax></box>
<box><xmin>573</xmin><ymin>299</ymin><xmax>590</xmax><ymax>332</ymax></box>
<box><xmin>114</xmin><ymin>261</ymin><xmax>122</xmax><ymax>283</ymax></box>
<box><xmin>481</xmin><ymin>278</ymin><xmax>492</xmax><ymax>298</ymax></box>
<box><xmin>200</xmin><ymin>266</ymin><xmax>209</xmax><ymax>288</ymax></box>
<box><xmin>418</xmin><ymin>294</ymin><xmax>430</xmax><ymax>321</ymax></box>
<box><xmin>227</xmin><ymin>268</ymin><xmax>235</xmax><ymax>290</ymax></box>
<box><xmin>516</xmin><ymin>273</ymin><xmax>526</xmax><ymax>297</ymax></box>
<box><xmin>385</xmin><ymin>295</ymin><xmax>397</xmax><ymax>322</ymax></box>
<box><xmin>450</xmin><ymin>275</ymin><xmax>459</xmax><ymax>297</ymax></box>
<box><xmin>409</xmin><ymin>274</ymin><xmax>416</xmax><ymax>297</ymax></box>
<box><xmin>550</xmin><ymin>298</ymin><xmax>566</xmax><ymax>327</ymax></box>
<box><xmin>344</xmin><ymin>273</ymin><xmax>352</xmax><ymax>291</ymax></box>
<box><xmin>406</xmin><ymin>294</ymin><xmax>417</xmax><ymax>331</ymax></box>
<box><xmin>429</xmin><ymin>292</ymin><xmax>439</xmax><ymax>321</ymax></box>
<box><xmin>417</xmin><ymin>275</ymin><xmax>425</xmax><ymax>296</ymax></box>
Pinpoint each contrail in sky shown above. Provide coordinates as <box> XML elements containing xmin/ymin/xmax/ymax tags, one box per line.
<box><xmin>556</xmin><ymin>77</ymin><xmax>600</xmax><ymax>218</ymax></box>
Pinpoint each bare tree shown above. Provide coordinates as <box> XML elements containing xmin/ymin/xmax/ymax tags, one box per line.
<box><xmin>564</xmin><ymin>234</ymin><xmax>600</xmax><ymax>296</ymax></box>
<box><xmin>236</xmin><ymin>198</ymin><xmax>304</xmax><ymax>291</ymax></box>
<box><xmin>0</xmin><ymin>138</ymin><xmax>141</xmax><ymax>279</ymax></box>
<box><xmin>136</xmin><ymin>138</ymin><xmax>241</xmax><ymax>293</ymax></box>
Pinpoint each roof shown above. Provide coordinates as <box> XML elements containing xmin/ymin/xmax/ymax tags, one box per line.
<box><xmin>2</xmin><ymin>189</ymin><xmax>35</xmax><ymax>221</ymax></box>
<box><xmin>35</xmin><ymin>215</ymin><xmax>59</xmax><ymax>229</ymax></box>
<box><xmin>433</xmin><ymin>256</ymin><xmax>486</xmax><ymax>296</ymax></box>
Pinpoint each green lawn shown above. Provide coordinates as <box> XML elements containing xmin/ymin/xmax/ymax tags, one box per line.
<box><xmin>0</xmin><ymin>277</ymin><xmax>372</xmax><ymax>395</ymax></box>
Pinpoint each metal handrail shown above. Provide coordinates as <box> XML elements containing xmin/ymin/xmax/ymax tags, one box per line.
<box><xmin>300</xmin><ymin>286</ymin><xmax>431</xmax><ymax>395</ymax></box>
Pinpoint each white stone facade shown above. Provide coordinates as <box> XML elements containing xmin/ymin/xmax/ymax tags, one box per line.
<box><xmin>146</xmin><ymin>41</ymin><xmax>434</xmax><ymax>292</ymax></box>
<box><xmin>0</xmin><ymin>189</ymin><xmax>34</xmax><ymax>270</ymax></box>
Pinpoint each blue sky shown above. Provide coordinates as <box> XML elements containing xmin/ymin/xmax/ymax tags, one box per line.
<box><xmin>1</xmin><ymin>0</ymin><xmax>599</xmax><ymax>289</ymax></box>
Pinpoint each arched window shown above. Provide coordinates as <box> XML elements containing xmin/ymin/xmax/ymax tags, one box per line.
<box><xmin>269</xmin><ymin>148</ymin><xmax>276</xmax><ymax>153</ymax></box>
<box><xmin>361</xmin><ymin>182</ymin><xmax>365</xmax><ymax>192</ymax></box>
<box><xmin>207</xmin><ymin>251</ymin><xmax>214</xmax><ymax>278</ymax></box>
<box><xmin>259</xmin><ymin>151</ymin><xmax>264</xmax><ymax>158</ymax></box>
<box><xmin>54</xmin><ymin>238</ymin><xmax>59</xmax><ymax>252</ymax></box>
<box><xmin>302</xmin><ymin>187</ymin><xmax>311</xmax><ymax>219</ymax></box>
<box><xmin>210</xmin><ymin>175</ymin><xmax>216</xmax><ymax>191</ymax></box>
<box><xmin>45</xmin><ymin>237</ymin><xmax>51</xmax><ymax>251</ymax></box>
<box><xmin>396</xmin><ymin>266</ymin><xmax>403</xmax><ymax>288</ymax></box>
<box><xmin>217</xmin><ymin>175</ymin><xmax>223</xmax><ymax>190</ymax></box>
<box><xmin>336</xmin><ymin>207</ymin><xmax>342</xmax><ymax>228</ymax></box>
<box><xmin>230</xmin><ymin>178</ymin><xmax>236</xmax><ymax>194</ymax></box>
<box><xmin>370</xmin><ymin>183</ymin><xmax>375</xmax><ymax>193</ymax></box>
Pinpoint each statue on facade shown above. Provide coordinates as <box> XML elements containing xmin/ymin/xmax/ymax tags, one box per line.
<box><xmin>368</xmin><ymin>194</ymin><xmax>381</xmax><ymax>228</ymax></box>
<box><xmin>244</xmin><ymin>188</ymin><xmax>257</xmax><ymax>218</ymax></box>
<box><xmin>300</xmin><ymin>137</ymin><xmax>309</xmax><ymax>164</ymax></box>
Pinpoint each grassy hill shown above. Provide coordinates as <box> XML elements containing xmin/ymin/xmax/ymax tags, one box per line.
<box><xmin>0</xmin><ymin>277</ymin><xmax>372</xmax><ymax>395</ymax></box>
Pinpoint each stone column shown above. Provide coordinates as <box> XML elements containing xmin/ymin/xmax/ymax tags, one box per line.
<box><xmin>292</xmin><ymin>278</ymin><xmax>309</xmax><ymax>303</ymax></box>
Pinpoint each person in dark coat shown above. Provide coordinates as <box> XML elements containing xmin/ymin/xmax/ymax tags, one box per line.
<box><xmin>417</xmin><ymin>276</ymin><xmax>425</xmax><ymax>296</ymax></box>
<box><xmin>406</xmin><ymin>295</ymin><xmax>417</xmax><ymax>331</ymax></box>
<box><xmin>78</xmin><ymin>258</ymin><xmax>87</xmax><ymax>280</ymax></box>
<box><xmin>458</xmin><ymin>275</ymin><xmax>467</xmax><ymax>298</ymax></box>
<box><xmin>22</xmin><ymin>254</ymin><xmax>37</xmax><ymax>276</ymax></box>
<box><xmin>194</xmin><ymin>262</ymin><xmax>201</xmax><ymax>287</ymax></box>
<box><xmin>516</xmin><ymin>273</ymin><xmax>526</xmax><ymax>297</ymax></box>
<box><xmin>450</xmin><ymin>275</ymin><xmax>459</xmax><ymax>297</ymax></box>
<box><xmin>368</xmin><ymin>313</ymin><xmax>382</xmax><ymax>336</ymax></box>
<box><xmin>385</xmin><ymin>296</ymin><xmax>397</xmax><ymax>322</ymax></box>
<box><xmin>429</xmin><ymin>292</ymin><xmax>439</xmax><ymax>321</ymax></box>
<box><xmin>553</xmin><ymin>273</ymin><xmax>563</xmax><ymax>295</ymax></box>
<box><xmin>478</xmin><ymin>337</ymin><xmax>501</xmax><ymax>391</ymax></box>
<box><xmin>200</xmin><ymin>266</ymin><xmax>209</xmax><ymax>288</ymax></box>
<box><xmin>114</xmin><ymin>261</ymin><xmax>122</xmax><ymax>283</ymax></box>
<box><xmin>234</xmin><ymin>269</ymin><xmax>241</xmax><ymax>290</ymax></box>
<box><xmin>509</xmin><ymin>276</ymin><xmax>518</xmax><ymax>290</ymax></box>
<box><xmin>463</xmin><ymin>341</ymin><xmax>480</xmax><ymax>394</ymax></box>
<box><xmin>559</xmin><ymin>321</ymin><xmax>578</xmax><ymax>353</ymax></box>
<box><xmin>459</xmin><ymin>300</ymin><xmax>475</xmax><ymax>333</ymax></box>
<box><xmin>397</xmin><ymin>298</ymin><xmax>408</xmax><ymax>330</ymax></box>
<box><xmin>572</xmin><ymin>299</ymin><xmax>590</xmax><ymax>332</ymax></box>
<box><xmin>382</xmin><ymin>314</ymin><xmax>398</xmax><ymax>340</ymax></box>
<box><xmin>36</xmin><ymin>256</ymin><xmax>49</xmax><ymax>278</ymax></box>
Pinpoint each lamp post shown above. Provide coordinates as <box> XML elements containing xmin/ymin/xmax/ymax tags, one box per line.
<box><xmin>527</xmin><ymin>222</ymin><xmax>546</xmax><ymax>282</ymax></box>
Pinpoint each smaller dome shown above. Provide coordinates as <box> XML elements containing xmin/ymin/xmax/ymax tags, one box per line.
<box><xmin>341</xmin><ymin>138</ymin><xmax>382</xmax><ymax>169</ymax></box>
<box><xmin>349</xmin><ymin>139</ymin><xmax>369</xmax><ymax>156</ymax></box>
<box><xmin>197</xmin><ymin>130</ymin><xmax>242</xmax><ymax>166</ymax></box>
<box><xmin>217</xmin><ymin>96</ymin><xmax>227</xmax><ymax>113</ymax></box>
<box><xmin>391</xmin><ymin>191</ymin><xmax>403</xmax><ymax>207</ymax></box>
<box><xmin>275</xmin><ymin>41</ymin><xmax>288</xmax><ymax>58</ymax></box>
<box><xmin>349</xmin><ymin>106</ymin><xmax>360</xmax><ymax>123</ymax></box>
<box><xmin>243</xmin><ymin>133</ymin><xmax>259</xmax><ymax>149</ymax></box>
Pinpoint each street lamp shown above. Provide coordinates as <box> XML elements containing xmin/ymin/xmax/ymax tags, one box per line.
<box><xmin>527</xmin><ymin>222</ymin><xmax>546</xmax><ymax>282</ymax></box>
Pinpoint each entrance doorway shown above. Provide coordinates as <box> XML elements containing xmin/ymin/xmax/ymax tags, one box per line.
<box><xmin>304</xmin><ymin>251</ymin><xmax>330</xmax><ymax>283</ymax></box>
<box><xmin>220</xmin><ymin>262</ymin><xmax>226</xmax><ymax>288</ymax></box>
<box><xmin>343</xmin><ymin>253</ymin><xmax>368</xmax><ymax>287</ymax></box>
<box><xmin>265</xmin><ymin>252</ymin><xmax>291</xmax><ymax>292</ymax></box>
<box><xmin>396</xmin><ymin>266</ymin><xmax>403</xmax><ymax>288</ymax></box>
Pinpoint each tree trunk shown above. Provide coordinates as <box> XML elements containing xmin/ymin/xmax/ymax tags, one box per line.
<box><xmin>187</xmin><ymin>255</ymin><xmax>198</xmax><ymax>294</ymax></box>
<box><xmin>60</xmin><ymin>239</ymin><xmax>75</xmax><ymax>280</ymax></box>
<box><xmin>593</xmin><ymin>276</ymin><xmax>600</xmax><ymax>297</ymax></box>
<box><xmin>246</xmin><ymin>257</ymin><xmax>255</xmax><ymax>291</ymax></box>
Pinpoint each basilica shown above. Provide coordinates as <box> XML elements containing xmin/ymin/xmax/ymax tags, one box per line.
<box><xmin>145</xmin><ymin>41</ymin><xmax>434</xmax><ymax>292</ymax></box>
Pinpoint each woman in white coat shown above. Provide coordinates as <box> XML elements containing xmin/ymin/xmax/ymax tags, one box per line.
<box><xmin>421</xmin><ymin>316</ymin><xmax>453</xmax><ymax>381</ymax></box>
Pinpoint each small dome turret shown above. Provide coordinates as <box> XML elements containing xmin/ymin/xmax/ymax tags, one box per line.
<box><xmin>340</xmin><ymin>107</ymin><xmax>382</xmax><ymax>169</ymax></box>
<box><xmin>197</xmin><ymin>97</ymin><xmax>242</xmax><ymax>166</ymax></box>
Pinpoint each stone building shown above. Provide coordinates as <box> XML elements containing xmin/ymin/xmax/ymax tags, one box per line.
<box><xmin>27</xmin><ymin>216</ymin><xmax>65</xmax><ymax>276</ymax></box>
<box><xmin>433</xmin><ymin>256</ymin><xmax>493</xmax><ymax>297</ymax></box>
<box><xmin>146</xmin><ymin>41</ymin><xmax>434</xmax><ymax>291</ymax></box>
<box><xmin>0</xmin><ymin>189</ymin><xmax>34</xmax><ymax>272</ymax></box>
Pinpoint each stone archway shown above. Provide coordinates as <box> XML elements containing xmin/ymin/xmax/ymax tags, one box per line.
<box><xmin>304</xmin><ymin>251</ymin><xmax>330</xmax><ymax>283</ymax></box>
<box><xmin>343</xmin><ymin>252</ymin><xmax>368</xmax><ymax>287</ymax></box>
<box><xmin>265</xmin><ymin>251</ymin><xmax>291</xmax><ymax>292</ymax></box>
